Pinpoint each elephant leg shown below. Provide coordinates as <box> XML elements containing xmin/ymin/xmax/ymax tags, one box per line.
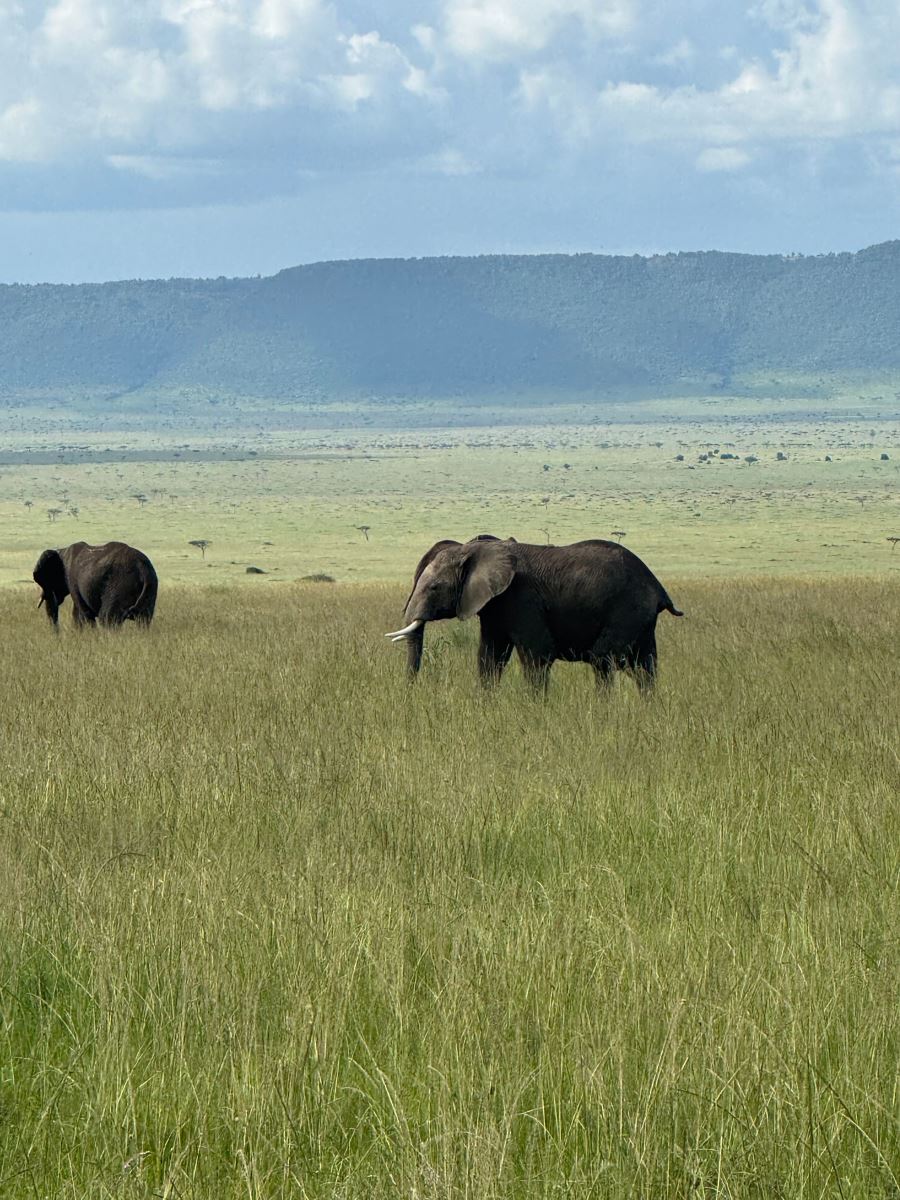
<box><xmin>71</xmin><ymin>594</ymin><xmax>96</xmax><ymax>628</ymax></box>
<box><xmin>518</xmin><ymin>649</ymin><xmax>552</xmax><ymax>696</ymax></box>
<box><xmin>592</xmin><ymin>654</ymin><xmax>616</xmax><ymax>692</ymax></box>
<box><xmin>98</xmin><ymin>600</ymin><xmax>126</xmax><ymax>628</ymax></box>
<box><xmin>478</xmin><ymin>632</ymin><xmax>514</xmax><ymax>687</ymax></box>
<box><xmin>628</xmin><ymin>632</ymin><xmax>657</xmax><ymax>695</ymax></box>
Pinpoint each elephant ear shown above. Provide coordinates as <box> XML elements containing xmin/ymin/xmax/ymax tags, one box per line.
<box><xmin>33</xmin><ymin>548</ymin><xmax>67</xmax><ymax>598</ymax></box>
<box><xmin>458</xmin><ymin>541</ymin><xmax>515</xmax><ymax>619</ymax></box>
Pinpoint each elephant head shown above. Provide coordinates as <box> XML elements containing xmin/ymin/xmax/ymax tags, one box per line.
<box><xmin>33</xmin><ymin>549</ymin><xmax>69</xmax><ymax>626</ymax></box>
<box><xmin>388</xmin><ymin>539</ymin><xmax>516</xmax><ymax>663</ymax></box>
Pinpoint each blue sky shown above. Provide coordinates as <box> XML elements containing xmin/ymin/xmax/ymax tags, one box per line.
<box><xmin>1</xmin><ymin>0</ymin><xmax>899</xmax><ymax>282</ymax></box>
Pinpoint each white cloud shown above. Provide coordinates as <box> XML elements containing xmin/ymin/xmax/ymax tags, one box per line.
<box><xmin>167</xmin><ymin>0</ymin><xmax>341</xmax><ymax>111</ymax></box>
<box><xmin>696</xmin><ymin>145</ymin><xmax>751</xmax><ymax>172</ymax></box>
<box><xmin>653</xmin><ymin>37</ymin><xmax>695</xmax><ymax>67</ymax></box>
<box><xmin>0</xmin><ymin>0</ymin><xmax>433</xmax><ymax>165</ymax></box>
<box><xmin>437</xmin><ymin>0</ymin><xmax>635</xmax><ymax>62</ymax></box>
<box><xmin>0</xmin><ymin>99</ymin><xmax>47</xmax><ymax>162</ymax></box>
<box><xmin>751</xmin><ymin>0</ymin><xmax>820</xmax><ymax>35</ymax></box>
<box><xmin>518</xmin><ymin>0</ymin><xmax>900</xmax><ymax>153</ymax></box>
<box><xmin>341</xmin><ymin>31</ymin><xmax>433</xmax><ymax>100</ymax></box>
<box><xmin>107</xmin><ymin>152</ymin><xmax>225</xmax><ymax>179</ymax></box>
<box><xmin>2</xmin><ymin>0</ymin><xmax>900</xmax><ymax>221</ymax></box>
<box><xmin>416</xmin><ymin>145</ymin><xmax>480</xmax><ymax>175</ymax></box>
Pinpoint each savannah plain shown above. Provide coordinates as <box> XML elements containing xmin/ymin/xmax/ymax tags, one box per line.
<box><xmin>0</xmin><ymin>388</ymin><xmax>898</xmax><ymax>1198</ymax></box>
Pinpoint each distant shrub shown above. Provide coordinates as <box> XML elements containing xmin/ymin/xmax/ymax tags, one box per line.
<box><xmin>245</xmin><ymin>566</ymin><xmax>266</xmax><ymax>574</ymax></box>
<box><xmin>302</xmin><ymin>573</ymin><xmax>335</xmax><ymax>583</ymax></box>
<box><xmin>880</xmin><ymin>453</ymin><xmax>890</xmax><ymax>460</ymax></box>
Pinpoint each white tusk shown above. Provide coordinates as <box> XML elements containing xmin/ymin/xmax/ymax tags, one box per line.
<box><xmin>385</xmin><ymin>619</ymin><xmax>423</xmax><ymax>640</ymax></box>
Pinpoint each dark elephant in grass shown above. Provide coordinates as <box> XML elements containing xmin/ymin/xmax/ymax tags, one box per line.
<box><xmin>33</xmin><ymin>541</ymin><xmax>158</xmax><ymax>630</ymax></box>
<box><xmin>387</xmin><ymin>537</ymin><xmax>682</xmax><ymax>693</ymax></box>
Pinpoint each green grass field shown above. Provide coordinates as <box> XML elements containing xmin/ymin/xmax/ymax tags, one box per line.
<box><xmin>1</xmin><ymin>391</ymin><xmax>898</xmax><ymax>1196</ymax></box>
<box><xmin>1</xmin><ymin>575</ymin><xmax>897</xmax><ymax>1198</ymax></box>
<box><xmin>0</xmin><ymin>392</ymin><xmax>897</xmax><ymax>588</ymax></box>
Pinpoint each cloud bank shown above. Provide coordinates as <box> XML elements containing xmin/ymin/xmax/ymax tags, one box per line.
<box><xmin>1</xmin><ymin>0</ymin><xmax>899</xmax><ymax>283</ymax></box>
<box><xmin>2</xmin><ymin>0</ymin><xmax>899</xmax><ymax>208</ymax></box>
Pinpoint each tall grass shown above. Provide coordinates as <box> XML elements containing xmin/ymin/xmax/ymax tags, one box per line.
<box><xmin>0</xmin><ymin>577</ymin><xmax>897</xmax><ymax>1198</ymax></box>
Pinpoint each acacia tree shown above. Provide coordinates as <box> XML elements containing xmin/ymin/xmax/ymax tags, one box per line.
<box><xmin>355</xmin><ymin>525</ymin><xmax>371</xmax><ymax>542</ymax></box>
<box><xmin>189</xmin><ymin>539</ymin><xmax>211</xmax><ymax>559</ymax></box>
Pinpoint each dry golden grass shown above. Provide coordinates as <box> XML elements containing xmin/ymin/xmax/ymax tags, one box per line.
<box><xmin>0</xmin><ymin>575</ymin><xmax>897</xmax><ymax>1198</ymax></box>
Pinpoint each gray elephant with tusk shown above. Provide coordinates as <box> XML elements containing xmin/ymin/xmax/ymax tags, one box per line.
<box><xmin>387</xmin><ymin>536</ymin><xmax>683</xmax><ymax>693</ymax></box>
<box><xmin>33</xmin><ymin>541</ymin><xmax>158</xmax><ymax>630</ymax></box>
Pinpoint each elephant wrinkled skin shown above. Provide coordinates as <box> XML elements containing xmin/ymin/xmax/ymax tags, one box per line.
<box><xmin>388</xmin><ymin>537</ymin><xmax>682</xmax><ymax>692</ymax></box>
<box><xmin>33</xmin><ymin>541</ymin><xmax>158</xmax><ymax>630</ymax></box>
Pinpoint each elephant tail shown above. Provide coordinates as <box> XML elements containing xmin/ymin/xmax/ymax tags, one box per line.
<box><xmin>659</xmin><ymin>593</ymin><xmax>684</xmax><ymax>617</ymax></box>
<box><xmin>124</xmin><ymin>564</ymin><xmax>156</xmax><ymax>621</ymax></box>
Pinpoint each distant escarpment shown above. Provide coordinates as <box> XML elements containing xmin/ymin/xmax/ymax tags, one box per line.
<box><xmin>2</xmin><ymin>242</ymin><xmax>900</xmax><ymax>403</ymax></box>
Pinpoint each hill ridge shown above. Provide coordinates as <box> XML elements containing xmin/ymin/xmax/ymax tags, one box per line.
<box><xmin>3</xmin><ymin>241</ymin><xmax>900</xmax><ymax>401</ymax></box>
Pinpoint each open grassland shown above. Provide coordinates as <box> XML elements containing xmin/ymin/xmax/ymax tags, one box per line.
<box><xmin>0</xmin><ymin>394</ymin><xmax>897</xmax><ymax>588</ymax></box>
<box><xmin>1</xmin><ymin>576</ymin><xmax>898</xmax><ymax>1198</ymax></box>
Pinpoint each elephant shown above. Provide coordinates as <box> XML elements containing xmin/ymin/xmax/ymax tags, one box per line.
<box><xmin>33</xmin><ymin>541</ymin><xmax>158</xmax><ymax>629</ymax></box>
<box><xmin>387</xmin><ymin>537</ymin><xmax>682</xmax><ymax>692</ymax></box>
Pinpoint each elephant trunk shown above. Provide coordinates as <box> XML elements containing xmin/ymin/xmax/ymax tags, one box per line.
<box><xmin>384</xmin><ymin>617</ymin><xmax>426</xmax><ymax>674</ymax></box>
<box><xmin>40</xmin><ymin>591</ymin><xmax>60</xmax><ymax>626</ymax></box>
<box><xmin>405</xmin><ymin>621</ymin><xmax>425</xmax><ymax>676</ymax></box>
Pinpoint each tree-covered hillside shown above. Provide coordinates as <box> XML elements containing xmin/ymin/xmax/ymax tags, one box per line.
<box><xmin>2</xmin><ymin>242</ymin><xmax>900</xmax><ymax>401</ymax></box>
